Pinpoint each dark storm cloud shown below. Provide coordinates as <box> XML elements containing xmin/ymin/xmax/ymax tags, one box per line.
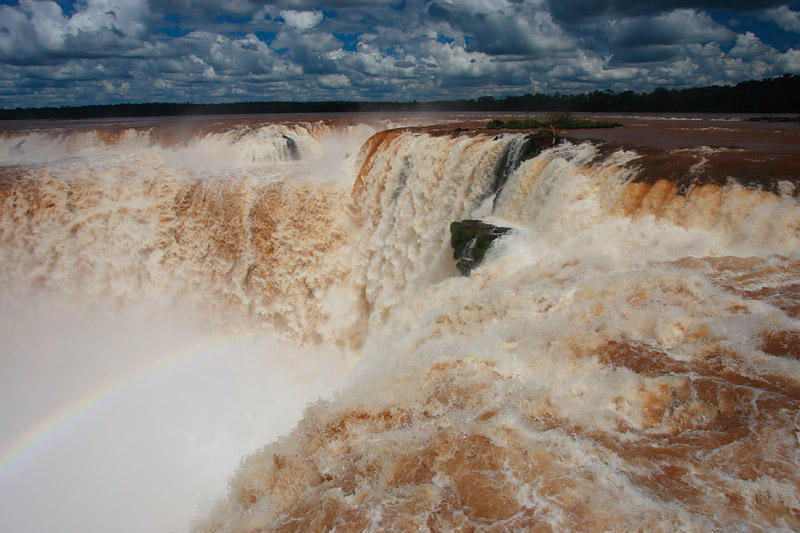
<box><xmin>0</xmin><ymin>0</ymin><xmax>798</xmax><ymax>107</ymax></box>
<box><xmin>606</xmin><ymin>9</ymin><xmax>734</xmax><ymax>47</ymax></box>
<box><xmin>607</xmin><ymin>44</ymin><xmax>685</xmax><ymax>65</ymax></box>
<box><xmin>427</xmin><ymin>1</ymin><xmax>572</xmax><ymax>56</ymax></box>
<box><xmin>545</xmin><ymin>0</ymin><xmax>789</xmax><ymax>24</ymax></box>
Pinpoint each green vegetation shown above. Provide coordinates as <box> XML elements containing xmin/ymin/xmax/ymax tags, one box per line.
<box><xmin>470</xmin><ymin>74</ymin><xmax>800</xmax><ymax>114</ymax></box>
<box><xmin>487</xmin><ymin>118</ymin><xmax>537</xmax><ymax>129</ymax></box>
<box><xmin>747</xmin><ymin>116</ymin><xmax>800</xmax><ymax>123</ymax></box>
<box><xmin>1</xmin><ymin>74</ymin><xmax>798</xmax><ymax>120</ymax></box>
<box><xmin>486</xmin><ymin>112</ymin><xmax>620</xmax><ymax>130</ymax></box>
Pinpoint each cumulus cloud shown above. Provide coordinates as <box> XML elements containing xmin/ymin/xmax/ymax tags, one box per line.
<box><xmin>730</xmin><ymin>31</ymin><xmax>775</xmax><ymax>59</ymax></box>
<box><xmin>545</xmin><ymin>0</ymin><xmax>788</xmax><ymax>24</ymax></box>
<box><xmin>318</xmin><ymin>73</ymin><xmax>349</xmax><ymax>88</ymax></box>
<box><xmin>206</xmin><ymin>34</ymin><xmax>279</xmax><ymax>75</ymax></box>
<box><xmin>761</xmin><ymin>6</ymin><xmax>800</xmax><ymax>33</ymax></box>
<box><xmin>271</xmin><ymin>30</ymin><xmax>342</xmax><ymax>74</ymax></box>
<box><xmin>279</xmin><ymin>10</ymin><xmax>324</xmax><ymax>30</ymax></box>
<box><xmin>549</xmin><ymin>50</ymin><xmax>642</xmax><ymax>83</ymax></box>
<box><xmin>0</xmin><ymin>0</ymin><xmax>150</xmax><ymax>64</ymax></box>
<box><xmin>0</xmin><ymin>0</ymin><xmax>797</xmax><ymax>107</ymax></box>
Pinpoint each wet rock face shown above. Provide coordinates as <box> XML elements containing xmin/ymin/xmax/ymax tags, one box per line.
<box><xmin>281</xmin><ymin>134</ymin><xmax>300</xmax><ymax>160</ymax></box>
<box><xmin>450</xmin><ymin>220</ymin><xmax>512</xmax><ymax>275</ymax></box>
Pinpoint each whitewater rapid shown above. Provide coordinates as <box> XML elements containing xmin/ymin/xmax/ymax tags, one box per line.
<box><xmin>1</xmin><ymin>115</ymin><xmax>799</xmax><ymax>531</ymax></box>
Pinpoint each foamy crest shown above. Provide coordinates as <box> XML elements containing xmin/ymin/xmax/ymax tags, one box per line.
<box><xmin>0</xmin><ymin>128</ymin><xmax>154</xmax><ymax>164</ymax></box>
<box><xmin>0</xmin><ymin>121</ymin><xmax>333</xmax><ymax>167</ymax></box>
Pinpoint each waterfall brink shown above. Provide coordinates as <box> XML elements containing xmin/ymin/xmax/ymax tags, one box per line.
<box><xmin>352</xmin><ymin>131</ymin><xmax>512</xmax><ymax>327</ymax></box>
<box><xmin>0</xmin><ymin>121</ymin><xmax>334</xmax><ymax>166</ymax></box>
<box><xmin>1</xmin><ymin>117</ymin><xmax>799</xmax><ymax>531</ymax></box>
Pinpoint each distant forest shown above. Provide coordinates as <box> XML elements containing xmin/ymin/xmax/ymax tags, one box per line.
<box><xmin>1</xmin><ymin>74</ymin><xmax>798</xmax><ymax>120</ymax></box>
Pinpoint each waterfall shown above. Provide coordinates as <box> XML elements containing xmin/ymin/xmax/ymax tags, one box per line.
<box><xmin>1</xmin><ymin>117</ymin><xmax>798</xmax><ymax>532</ymax></box>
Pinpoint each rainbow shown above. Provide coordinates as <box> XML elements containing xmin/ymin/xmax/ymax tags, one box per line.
<box><xmin>0</xmin><ymin>331</ymin><xmax>259</xmax><ymax>479</ymax></box>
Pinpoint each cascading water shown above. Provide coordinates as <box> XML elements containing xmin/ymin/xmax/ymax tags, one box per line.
<box><xmin>0</xmin><ymin>120</ymin><xmax>372</xmax><ymax>344</ymax></box>
<box><xmin>0</xmin><ymin>115</ymin><xmax>798</xmax><ymax>532</ymax></box>
<box><xmin>202</xmin><ymin>129</ymin><xmax>800</xmax><ymax>531</ymax></box>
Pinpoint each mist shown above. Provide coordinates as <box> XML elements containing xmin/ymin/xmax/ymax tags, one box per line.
<box><xmin>0</xmin><ymin>291</ymin><xmax>352</xmax><ymax>532</ymax></box>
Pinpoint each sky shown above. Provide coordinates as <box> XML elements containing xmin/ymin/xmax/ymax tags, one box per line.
<box><xmin>0</xmin><ymin>0</ymin><xmax>799</xmax><ymax>108</ymax></box>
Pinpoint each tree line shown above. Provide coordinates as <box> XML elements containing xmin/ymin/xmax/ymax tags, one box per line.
<box><xmin>1</xmin><ymin>74</ymin><xmax>798</xmax><ymax>120</ymax></box>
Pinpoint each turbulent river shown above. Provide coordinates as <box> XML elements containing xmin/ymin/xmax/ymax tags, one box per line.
<box><xmin>0</xmin><ymin>113</ymin><xmax>799</xmax><ymax>531</ymax></box>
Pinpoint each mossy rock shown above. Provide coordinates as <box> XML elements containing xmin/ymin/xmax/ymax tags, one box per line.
<box><xmin>450</xmin><ymin>220</ymin><xmax>512</xmax><ymax>275</ymax></box>
<box><xmin>486</xmin><ymin>113</ymin><xmax>620</xmax><ymax>130</ymax></box>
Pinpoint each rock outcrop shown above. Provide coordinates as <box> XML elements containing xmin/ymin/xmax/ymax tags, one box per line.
<box><xmin>450</xmin><ymin>219</ymin><xmax>511</xmax><ymax>275</ymax></box>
